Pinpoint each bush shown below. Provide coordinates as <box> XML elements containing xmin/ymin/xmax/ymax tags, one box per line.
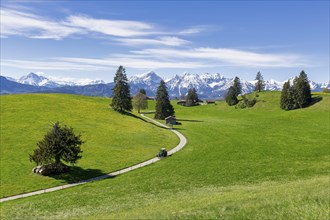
<box><xmin>239</xmin><ymin>94</ymin><xmax>257</xmax><ymax>108</ymax></box>
<box><xmin>236</xmin><ymin>101</ymin><xmax>246</xmax><ymax>109</ymax></box>
<box><xmin>246</xmin><ymin>98</ymin><xmax>257</xmax><ymax>107</ymax></box>
<box><xmin>322</xmin><ymin>88</ymin><xmax>329</xmax><ymax>93</ymax></box>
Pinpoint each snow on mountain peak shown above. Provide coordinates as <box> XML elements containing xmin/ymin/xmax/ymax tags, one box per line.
<box><xmin>4</xmin><ymin>71</ymin><xmax>329</xmax><ymax>98</ymax></box>
<box><xmin>130</xmin><ymin>71</ymin><xmax>162</xmax><ymax>86</ymax></box>
<box><xmin>16</xmin><ymin>72</ymin><xmax>107</xmax><ymax>88</ymax></box>
<box><xmin>18</xmin><ymin>72</ymin><xmax>52</xmax><ymax>87</ymax></box>
<box><xmin>136</xmin><ymin>70</ymin><xmax>157</xmax><ymax>78</ymax></box>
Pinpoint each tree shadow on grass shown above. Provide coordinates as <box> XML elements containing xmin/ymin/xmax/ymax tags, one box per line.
<box><xmin>49</xmin><ymin>166</ymin><xmax>114</xmax><ymax>183</ymax></box>
<box><xmin>288</xmin><ymin>95</ymin><xmax>323</xmax><ymax>111</ymax></box>
<box><xmin>308</xmin><ymin>96</ymin><xmax>323</xmax><ymax>107</ymax></box>
<box><xmin>121</xmin><ymin>111</ymin><xmax>148</xmax><ymax>122</ymax></box>
<box><xmin>121</xmin><ymin>111</ymin><xmax>168</xmax><ymax>130</ymax></box>
<box><xmin>171</xmin><ymin>127</ymin><xmax>185</xmax><ymax>131</ymax></box>
<box><xmin>176</xmin><ymin>119</ymin><xmax>204</xmax><ymax>123</ymax></box>
<box><xmin>140</xmin><ymin>111</ymin><xmax>155</xmax><ymax>115</ymax></box>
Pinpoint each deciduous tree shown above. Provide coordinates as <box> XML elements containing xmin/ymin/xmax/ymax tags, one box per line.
<box><xmin>133</xmin><ymin>92</ymin><xmax>148</xmax><ymax>113</ymax></box>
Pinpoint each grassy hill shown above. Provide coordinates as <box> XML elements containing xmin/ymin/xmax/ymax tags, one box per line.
<box><xmin>0</xmin><ymin>94</ymin><xmax>178</xmax><ymax>198</ymax></box>
<box><xmin>1</xmin><ymin>92</ymin><xmax>329</xmax><ymax>219</ymax></box>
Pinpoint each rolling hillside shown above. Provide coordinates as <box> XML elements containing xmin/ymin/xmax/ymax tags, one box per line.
<box><xmin>0</xmin><ymin>92</ymin><xmax>329</xmax><ymax>219</ymax></box>
<box><xmin>0</xmin><ymin>94</ymin><xmax>178</xmax><ymax>198</ymax></box>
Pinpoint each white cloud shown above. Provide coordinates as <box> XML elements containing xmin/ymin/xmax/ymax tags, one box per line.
<box><xmin>178</xmin><ymin>25</ymin><xmax>218</xmax><ymax>35</ymax></box>
<box><xmin>0</xmin><ymin>7</ymin><xmax>193</xmax><ymax>42</ymax></box>
<box><xmin>58</xmin><ymin>57</ymin><xmax>208</xmax><ymax>69</ymax></box>
<box><xmin>0</xmin><ymin>8</ymin><xmax>83</xmax><ymax>39</ymax></box>
<box><xmin>1</xmin><ymin>46</ymin><xmax>310</xmax><ymax>73</ymax></box>
<box><xmin>179</xmin><ymin>28</ymin><xmax>202</xmax><ymax>34</ymax></box>
<box><xmin>65</xmin><ymin>15</ymin><xmax>156</xmax><ymax>37</ymax></box>
<box><xmin>1</xmin><ymin>59</ymin><xmax>110</xmax><ymax>71</ymax></box>
<box><xmin>0</xmin><ymin>8</ymin><xmax>159</xmax><ymax>39</ymax></box>
<box><xmin>113</xmin><ymin>36</ymin><xmax>190</xmax><ymax>46</ymax></box>
<box><xmin>132</xmin><ymin>47</ymin><xmax>309</xmax><ymax>68</ymax></box>
<box><xmin>1</xmin><ymin>55</ymin><xmax>209</xmax><ymax>72</ymax></box>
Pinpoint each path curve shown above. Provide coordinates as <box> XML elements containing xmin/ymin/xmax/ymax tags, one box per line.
<box><xmin>0</xmin><ymin>114</ymin><xmax>187</xmax><ymax>203</ymax></box>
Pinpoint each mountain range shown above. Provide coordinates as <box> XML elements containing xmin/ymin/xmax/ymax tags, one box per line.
<box><xmin>1</xmin><ymin>72</ymin><xmax>329</xmax><ymax>98</ymax></box>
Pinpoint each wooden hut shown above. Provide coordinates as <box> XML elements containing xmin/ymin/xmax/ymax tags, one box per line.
<box><xmin>165</xmin><ymin>116</ymin><xmax>176</xmax><ymax>125</ymax></box>
<box><xmin>205</xmin><ymin>100</ymin><xmax>216</xmax><ymax>104</ymax></box>
<box><xmin>177</xmin><ymin>100</ymin><xmax>186</xmax><ymax>106</ymax></box>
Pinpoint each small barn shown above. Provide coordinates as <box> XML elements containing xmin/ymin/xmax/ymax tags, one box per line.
<box><xmin>165</xmin><ymin>116</ymin><xmax>176</xmax><ymax>125</ymax></box>
<box><xmin>205</xmin><ymin>100</ymin><xmax>216</xmax><ymax>104</ymax></box>
<box><xmin>177</xmin><ymin>100</ymin><xmax>186</xmax><ymax>106</ymax></box>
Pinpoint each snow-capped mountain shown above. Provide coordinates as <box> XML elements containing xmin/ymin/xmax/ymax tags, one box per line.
<box><xmin>166</xmin><ymin>72</ymin><xmax>210</xmax><ymax>97</ymax></box>
<box><xmin>18</xmin><ymin>72</ymin><xmax>61</xmax><ymax>88</ymax></box>
<box><xmin>262</xmin><ymin>79</ymin><xmax>284</xmax><ymax>91</ymax></box>
<box><xmin>129</xmin><ymin>72</ymin><xmax>329</xmax><ymax>98</ymax></box>
<box><xmin>2</xmin><ymin>71</ymin><xmax>329</xmax><ymax>98</ymax></box>
<box><xmin>129</xmin><ymin>71</ymin><xmax>163</xmax><ymax>95</ymax></box>
<box><xmin>10</xmin><ymin>72</ymin><xmax>106</xmax><ymax>88</ymax></box>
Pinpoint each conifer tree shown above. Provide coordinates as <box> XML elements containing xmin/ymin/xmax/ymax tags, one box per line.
<box><xmin>225</xmin><ymin>86</ymin><xmax>239</xmax><ymax>106</ymax></box>
<box><xmin>111</xmin><ymin>66</ymin><xmax>132</xmax><ymax>112</ymax></box>
<box><xmin>186</xmin><ymin>87</ymin><xmax>198</xmax><ymax>106</ymax></box>
<box><xmin>293</xmin><ymin>70</ymin><xmax>312</xmax><ymax>108</ymax></box>
<box><xmin>29</xmin><ymin>122</ymin><xmax>83</xmax><ymax>174</ymax></box>
<box><xmin>155</xmin><ymin>80</ymin><xmax>175</xmax><ymax>119</ymax></box>
<box><xmin>233</xmin><ymin>77</ymin><xmax>242</xmax><ymax>96</ymax></box>
<box><xmin>254</xmin><ymin>71</ymin><xmax>265</xmax><ymax>92</ymax></box>
<box><xmin>280</xmin><ymin>80</ymin><xmax>295</xmax><ymax>110</ymax></box>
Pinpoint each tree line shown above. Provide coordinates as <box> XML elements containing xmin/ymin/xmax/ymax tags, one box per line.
<box><xmin>225</xmin><ymin>72</ymin><xmax>264</xmax><ymax>107</ymax></box>
<box><xmin>280</xmin><ymin>71</ymin><xmax>312</xmax><ymax>110</ymax></box>
<box><xmin>224</xmin><ymin>70</ymin><xmax>312</xmax><ymax>111</ymax></box>
<box><xmin>111</xmin><ymin>66</ymin><xmax>174</xmax><ymax>120</ymax></box>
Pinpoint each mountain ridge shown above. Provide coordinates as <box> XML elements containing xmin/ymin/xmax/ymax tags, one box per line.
<box><xmin>1</xmin><ymin>71</ymin><xmax>329</xmax><ymax>98</ymax></box>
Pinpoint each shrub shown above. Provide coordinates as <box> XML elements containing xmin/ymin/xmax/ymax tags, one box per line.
<box><xmin>239</xmin><ymin>94</ymin><xmax>257</xmax><ymax>108</ymax></box>
<box><xmin>236</xmin><ymin>101</ymin><xmax>246</xmax><ymax>109</ymax></box>
<box><xmin>322</xmin><ymin>88</ymin><xmax>329</xmax><ymax>93</ymax></box>
<box><xmin>246</xmin><ymin>98</ymin><xmax>257</xmax><ymax>107</ymax></box>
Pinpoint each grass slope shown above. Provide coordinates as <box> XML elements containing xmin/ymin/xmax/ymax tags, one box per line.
<box><xmin>0</xmin><ymin>94</ymin><xmax>178</xmax><ymax>198</ymax></box>
<box><xmin>1</xmin><ymin>92</ymin><xmax>329</xmax><ymax>219</ymax></box>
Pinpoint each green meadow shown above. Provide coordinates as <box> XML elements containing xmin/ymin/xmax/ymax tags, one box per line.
<box><xmin>0</xmin><ymin>94</ymin><xmax>178</xmax><ymax>198</ymax></box>
<box><xmin>0</xmin><ymin>92</ymin><xmax>329</xmax><ymax>219</ymax></box>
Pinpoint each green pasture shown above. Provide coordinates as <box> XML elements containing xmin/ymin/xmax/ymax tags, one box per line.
<box><xmin>0</xmin><ymin>94</ymin><xmax>178</xmax><ymax>198</ymax></box>
<box><xmin>0</xmin><ymin>92</ymin><xmax>329</xmax><ymax>219</ymax></box>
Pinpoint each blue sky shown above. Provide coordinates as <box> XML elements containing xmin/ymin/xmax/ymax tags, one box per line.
<box><xmin>1</xmin><ymin>0</ymin><xmax>329</xmax><ymax>82</ymax></box>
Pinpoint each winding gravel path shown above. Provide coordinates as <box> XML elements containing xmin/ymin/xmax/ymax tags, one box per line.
<box><xmin>0</xmin><ymin>114</ymin><xmax>187</xmax><ymax>203</ymax></box>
